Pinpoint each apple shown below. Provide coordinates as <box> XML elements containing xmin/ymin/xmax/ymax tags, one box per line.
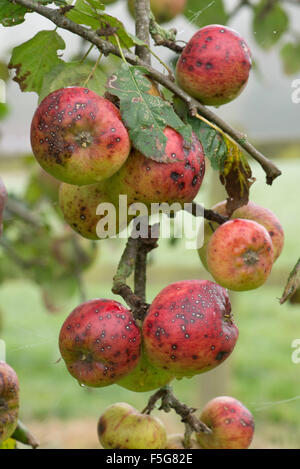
<box><xmin>176</xmin><ymin>25</ymin><xmax>251</xmax><ymax>106</ymax></box>
<box><xmin>143</xmin><ymin>280</ymin><xmax>238</xmax><ymax>378</ymax></box>
<box><xmin>206</xmin><ymin>219</ymin><xmax>274</xmax><ymax>291</ymax></box>
<box><xmin>98</xmin><ymin>402</ymin><xmax>167</xmax><ymax>449</ymax></box>
<box><xmin>196</xmin><ymin>396</ymin><xmax>255</xmax><ymax>449</ymax></box>
<box><xmin>59</xmin><ymin>299</ymin><xmax>141</xmax><ymax>387</ymax></box>
<box><xmin>59</xmin><ymin>181</ymin><xmax>131</xmax><ymax>240</ymax></box>
<box><xmin>31</xmin><ymin>87</ymin><xmax>131</xmax><ymax>185</ymax></box>
<box><xmin>199</xmin><ymin>200</ymin><xmax>284</xmax><ymax>270</ymax></box>
<box><xmin>128</xmin><ymin>0</ymin><xmax>186</xmax><ymax>24</ymax></box>
<box><xmin>0</xmin><ymin>361</ymin><xmax>20</xmax><ymax>444</ymax></box>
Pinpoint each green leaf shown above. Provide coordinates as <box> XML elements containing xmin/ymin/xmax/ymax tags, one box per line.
<box><xmin>107</xmin><ymin>64</ymin><xmax>192</xmax><ymax>163</ymax></box>
<box><xmin>67</xmin><ymin>0</ymin><xmax>101</xmax><ymax>28</ymax></box>
<box><xmin>253</xmin><ymin>0</ymin><xmax>289</xmax><ymax>50</ymax></box>
<box><xmin>0</xmin><ymin>0</ymin><xmax>28</xmax><ymax>26</ymax></box>
<box><xmin>184</xmin><ymin>0</ymin><xmax>228</xmax><ymax>28</ymax></box>
<box><xmin>39</xmin><ymin>61</ymin><xmax>107</xmax><ymax>102</ymax></box>
<box><xmin>0</xmin><ymin>62</ymin><xmax>10</xmax><ymax>82</ymax></box>
<box><xmin>173</xmin><ymin>97</ymin><xmax>227</xmax><ymax>171</ymax></box>
<box><xmin>280</xmin><ymin>42</ymin><xmax>300</xmax><ymax>75</ymax></box>
<box><xmin>67</xmin><ymin>0</ymin><xmax>134</xmax><ymax>48</ymax></box>
<box><xmin>0</xmin><ymin>0</ymin><xmax>63</xmax><ymax>26</ymax></box>
<box><xmin>9</xmin><ymin>30</ymin><xmax>65</xmax><ymax>94</ymax></box>
<box><xmin>280</xmin><ymin>258</ymin><xmax>300</xmax><ymax>305</ymax></box>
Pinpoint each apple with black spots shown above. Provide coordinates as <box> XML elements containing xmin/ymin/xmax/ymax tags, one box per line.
<box><xmin>196</xmin><ymin>396</ymin><xmax>255</xmax><ymax>449</ymax></box>
<box><xmin>59</xmin><ymin>299</ymin><xmax>141</xmax><ymax>387</ymax></box>
<box><xmin>31</xmin><ymin>87</ymin><xmax>131</xmax><ymax>185</ymax></box>
<box><xmin>176</xmin><ymin>25</ymin><xmax>252</xmax><ymax>106</ymax></box>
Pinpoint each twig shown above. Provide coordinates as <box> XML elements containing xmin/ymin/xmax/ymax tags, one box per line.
<box><xmin>149</xmin><ymin>14</ymin><xmax>184</xmax><ymax>53</ymax></box>
<box><xmin>142</xmin><ymin>385</ymin><xmax>212</xmax><ymax>435</ymax></box>
<box><xmin>185</xmin><ymin>202</ymin><xmax>229</xmax><ymax>225</ymax></box>
<box><xmin>10</xmin><ymin>0</ymin><xmax>282</xmax><ymax>185</ymax></box>
<box><xmin>112</xmin><ymin>221</ymin><xmax>159</xmax><ymax>320</ymax></box>
<box><xmin>112</xmin><ymin>228</ymin><xmax>149</xmax><ymax>320</ymax></box>
<box><xmin>135</xmin><ymin>0</ymin><xmax>151</xmax><ymax>64</ymax></box>
<box><xmin>134</xmin><ymin>222</ymin><xmax>160</xmax><ymax>302</ymax></box>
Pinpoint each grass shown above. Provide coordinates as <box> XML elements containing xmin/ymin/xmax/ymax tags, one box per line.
<box><xmin>0</xmin><ymin>157</ymin><xmax>300</xmax><ymax>447</ymax></box>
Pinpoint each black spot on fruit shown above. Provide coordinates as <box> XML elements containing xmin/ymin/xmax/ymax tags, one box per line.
<box><xmin>98</xmin><ymin>419</ymin><xmax>106</xmax><ymax>435</ymax></box>
<box><xmin>170</xmin><ymin>172</ymin><xmax>180</xmax><ymax>182</ymax></box>
<box><xmin>216</xmin><ymin>351</ymin><xmax>227</xmax><ymax>361</ymax></box>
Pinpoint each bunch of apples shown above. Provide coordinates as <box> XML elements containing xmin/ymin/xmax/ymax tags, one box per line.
<box><xmin>97</xmin><ymin>397</ymin><xmax>255</xmax><ymax>449</ymax></box>
<box><xmin>29</xmin><ymin>24</ymin><xmax>283</xmax><ymax>449</ymax></box>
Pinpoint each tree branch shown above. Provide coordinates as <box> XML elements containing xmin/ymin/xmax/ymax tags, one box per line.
<box><xmin>112</xmin><ymin>221</ymin><xmax>159</xmax><ymax>321</ymax></box>
<box><xmin>10</xmin><ymin>0</ymin><xmax>282</xmax><ymax>184</ymax></box>
<box><xmin>185</xmin><ymin>202</ymin><xmax>229</xmax><ymax>225</ymax></box>
<box><xmin>134</xmin><ymin>222</ymin><xmax>159</xmax><ymax>301</ymax></box>
<box><xmin>135</xmin><ymin>0</ymin><xmax>151</xmax><ymax>64</ymax></box>
<box><xmin>142</xmin><ymin>385</ymin><xmax>212</xmax><ymax>436</ymax></box>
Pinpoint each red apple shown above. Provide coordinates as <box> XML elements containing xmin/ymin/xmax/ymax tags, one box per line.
<box><xmin>106</xmin><ymin>128</ymin><xmax>205</xmax><ymax>206</ymax></box>
<box><xmin>143</xmin><ymin>280</ymin><xmax>238</xmax><ymax>378</ymax></box>
<box><xmin>199</xmin><ymin>200</ymin><xmax>284</xmax><ymax>270</ymax></box>
<box><xmin>31</xmin><ymin>87</ymin><xmax>131</xmax><ymax>185</ymax></box>
<box><xmin>59</xmin><ymin>299</ymin><xmax>141</xmax><ymax>387</ymax></box>
<box><xmin>196</xmin><ymin>396</ymin><xmax>255</xmax><ymax>449</ymax></box>
<box><xmin>207</xmin><ymin>219</ymin><xmax>274</xmax><ymax>291</ymax></box>
<box><xmin>176</xmin><ymin>25</ymin><xmax>251</xmax><ymax>106</ymax></box>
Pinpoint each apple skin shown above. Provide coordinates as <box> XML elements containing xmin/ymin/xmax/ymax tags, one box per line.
<box><xmin>59</xmin><ymin>299</ymin><xmax>141</xmax><ymax>387</ymax></box>
<box><xmin>98</xmin><ymin>402</ymin><xmax>167</xmax><ymax>449</ymax></box>
<box><xmin>0</xmin><ymin>361</ymin><xmax>20</xmax><ymax>444</ymax></box>
<box><xmin>199</xmin><ymin>200</ymin><xmax>284</xmax><ymax>270</ymax></box>
<box><xmin>207</xmin><ymin>219</ymin><xmax>274</xmax><ymax>291</ymax></box>
<box><xmin>196</xmin><ymin>396</ymin><xmax>255</xmax><ymax>449</ymax></box>
<box><xmin>117</xmin><ymin>344</ymin><xmax>173</xmax><ymax>392</ymax></box>
<box><xmin>143</xmin><ymin>280</ymin><xmax>238</xmax><ymax>378</ymax></box>
<box><xmin>106</xmin><ymin>128</ymin><xmax>205</xmax><ymax>206</ymax></box>
<box><xmin>30</xmin><ymin>87</ymin><xmax>131</xmax><ymax>186</ymax></box>
<box><xmin>128</xmin><ymin>0</ymin><xmax>186</xmax><ymax>24</ymax></box>
<box><xmin>176</xmin><ymin>25</ymin><xmax>251</xmax><ymax>106</ymax></box>
<box><xmin>59</xmin><ymin>182</ymin><xmax>132</xmax><ymax>240</ymax></box>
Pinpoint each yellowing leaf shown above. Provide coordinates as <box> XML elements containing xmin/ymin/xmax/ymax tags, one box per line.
<box><xmin>220</xmin><ymin>136</ymin><xmax>255</xmax><ymax>215</ymax></box>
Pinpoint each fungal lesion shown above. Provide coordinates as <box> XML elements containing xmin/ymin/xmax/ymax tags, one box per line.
<box><xmin>243</xmin><ymin>249</ymin><xmax>259</xmax><ymax>266</ymax></box>
<box><xmin>75</xmin><ymin>130</ymin><xmax>94</xmax><ymax>148</ymax></box>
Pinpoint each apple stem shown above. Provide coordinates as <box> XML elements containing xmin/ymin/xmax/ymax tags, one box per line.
<box><xmin>142</xmin><ymin>385</ymin><xmax>212</xmax><ymax>435</ymax></box>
